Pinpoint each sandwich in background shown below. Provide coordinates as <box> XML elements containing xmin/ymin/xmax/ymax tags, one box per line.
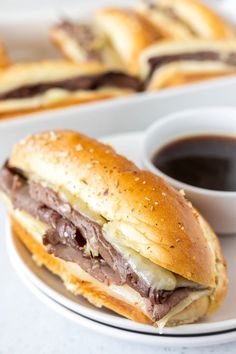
<box><xmin>137</xmin><ymin>0</ymin><xmax>235</xmax><ymax>40</ymax></box>
<box><xmin>0</xmin><ymin>60</ymin><xmax>141</xmax><ymax>119</ymax></box>
<box><xmin>140</xmin><ymin>40</ymin><xmax>236</xmax><ymax>90</ymax></box>
<box><xmin>95</xmin><ymin>8</ymin><xmax>160</xmax><ymax>74</ymax></box>
<box><xmin>51</xmin><ymin>20</ymin><xmax>125</xmax><ymax>70</ymax></box>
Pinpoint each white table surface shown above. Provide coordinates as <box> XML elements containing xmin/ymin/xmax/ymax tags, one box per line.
<box><xmin>1</xmin><ymin>0</ymin><xmax>236</xmax><ymax>353</ymax></box>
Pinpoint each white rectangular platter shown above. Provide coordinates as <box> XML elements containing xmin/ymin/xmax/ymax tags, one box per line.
<box><xmin>0</xmin><ymin>0</ymin><xmax>236</xmax><ymax>126</ymax></box>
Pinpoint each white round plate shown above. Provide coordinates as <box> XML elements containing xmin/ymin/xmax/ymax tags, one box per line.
<box><xmin>6</xmin><ymin>132</ymin><xmax>236</xmax><ymax>346</ymax></box>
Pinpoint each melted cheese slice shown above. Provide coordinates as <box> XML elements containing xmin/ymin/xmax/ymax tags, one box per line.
<box><xmin>103</xmin><ymin>222</ymin><xmax>202</xmax><ymax>291</ymax></box>
<box><xmin>103</xmin><ymin>222</ymin><xmax>177</xmax><ymax>291</ymax></box>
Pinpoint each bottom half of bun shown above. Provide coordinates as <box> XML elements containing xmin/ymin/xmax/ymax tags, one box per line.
<box><xmin>146</xmin><ymin>63</ymin><xmax>236</xmax><ymax>90</ymax></box>
<box><xmin>0</xmin><ymin>88</ymin><xmax>132</xmax><ymax>120</ymax></box>
<box><xmin>8</xmin><ymin>208</ymin><xmax>227</xmax><ymax>328</ymax></box>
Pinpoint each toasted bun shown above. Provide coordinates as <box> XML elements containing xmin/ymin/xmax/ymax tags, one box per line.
<box><xmin>146</xmin><ymin>63</ymin><xmax>234</xmax><ymax>90</ymax></box>
<box><xmin>50</xmin><ymin>22</ymin><xmax>124</xmax><ymax>70</ymax></box>
<box><xmin>137</xmin><ymin>0</ymin><xmax>235</xmax><ymax>40</ymax></box>
<box><xmin>140</xmin><ymin>40</ymin><xmax>236</xmax><ymax>89</ymax></box>
<box><xmin>9</xmin><ymin>130</ymin><xmax>219</xmax><ymax>287</ymax></box>
<box><xmin>9</xmin><ymin>211</ymin><xmax>226</xmax><ymax>326</ymax></box>
<box><xmin>0</xmin><ymin>61</ymin><xmax>135</xmax><ymax>118</ymax></box>
<box><xmin>95</xmin><ymin>8</ymin><xmax>159</xmax><ymax>74</ymax></box>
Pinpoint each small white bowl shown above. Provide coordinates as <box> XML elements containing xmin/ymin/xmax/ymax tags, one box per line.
<box><xmin>142</xmin><ymin>107</ymin><xmax>236</xmax><ymax>234</ymax></box>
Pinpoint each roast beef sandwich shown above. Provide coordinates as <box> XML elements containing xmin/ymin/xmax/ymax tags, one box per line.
<box><xmin>51</xmin><ymin>20</ymin><xmax>124</xmax><ymax>70</ymax></box>
<box><xmin>95</xmin><ymin>8</ymin><xmax>160</xmax><ymax>74</ymax></box>
<box><xmin>137</xmin><ymin>0</ymin><xmax>235</xmax><ymax>40</ymax></box>
<box><xmin>0</xmin><ymin>130</ymin><xmax>227</xmax><ymax>329</ymax></box>
<box><xmin>0</xmin><ymin>61</ymin><xmax>140</xmax><ymax>119</ymax></box>
<box><xmin>140</xmin><ymin>40</ymin><xmax>236</xmax><ymax>90</ymax></box>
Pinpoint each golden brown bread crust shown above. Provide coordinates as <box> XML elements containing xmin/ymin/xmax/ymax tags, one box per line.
<box><xmin>137</xmin><ymin>0</ymin><xmax>235</xmax><ymax>40</ymax></box>
<box><xmin>9</xmin><ymin>130</ymin><xmax>216</xmax><ymax>287</ymax></box>
<box><xmin>195</xmin><ymin>212</ymin><xmax>228</xmax><ymax>315</ymax></box>
<box><xmin>95</xmin><ymin>8</ymin><xmax>160</xmax><ymax>74</ymax></box>
<box><xmin>165</xmin><ymin>0</ymin><xmax>235</xmax><ymax>39</ymax></box>
<box><xmin>137</xmin><ymin>1</ymin><xmax>191</xmax><ymax>40</ymax></box>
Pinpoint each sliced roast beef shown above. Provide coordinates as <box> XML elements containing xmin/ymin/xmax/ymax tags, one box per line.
<box><xmin>1</xmin><ymin>166</ymin><xmax>162</xmax><ymax>296</ymax></box>
<box><xmin>43</xmin><ymin>228</ymin><xmax>122</xmax><ymax>285</ymax></box>
<box><xmin>146</xmin><ymin>287</ymin><xmax>191</xmax><ymax>321</ymax></box>
<box><xmin>0</xmin><ymin>71</ymin><xmax>141</xmax><ymax>101</ymax></box>
<box><xmin>0</xmin><ymin>165</ymin><xmax>123</xmax><ymax>285</ymax></box>
<box><xmin>29</xmin><ymin>181</ymin><xmax>130</xmax><ymax>282</ymax></box>
<box><xmin>0</xmin><ymin>164</ymin><xmax>198</xmax><ymax>321</ymax></box>
<box><xmin>29</xmin><ymin>181</ymin><xmax>174</xmax><ymax>302</ymax></box>
<box><xmin>44</xmin><ymin>228</ymin><xmax>190</xmax><ymax>321</ymax></box>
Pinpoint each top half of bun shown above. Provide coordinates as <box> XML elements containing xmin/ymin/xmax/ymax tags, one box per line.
<box><xmin>9</xmin><ymin>130</ymin><xmax>217</xmax><ymax>287</ymax></box>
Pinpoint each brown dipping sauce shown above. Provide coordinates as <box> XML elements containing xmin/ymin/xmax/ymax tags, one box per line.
<box><xmin>152</xmin><ymin>135</ymin><xmax>236</xmax><ymax>191</ymax></box>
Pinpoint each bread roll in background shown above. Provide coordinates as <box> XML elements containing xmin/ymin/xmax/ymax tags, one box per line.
<box><xmin>137</xmin><ymin>0</ymin><xmax>235</xmax><ymax>40</ymax></box>
<box><xmin>51</xmin><ymin>20</ymin><xmax>125</xmax><ymax>70</ymax></box>
<box><xmin>95</xmin><ymin>8</ymin><xmax>160</xmax><ymax>74</ymax></box>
